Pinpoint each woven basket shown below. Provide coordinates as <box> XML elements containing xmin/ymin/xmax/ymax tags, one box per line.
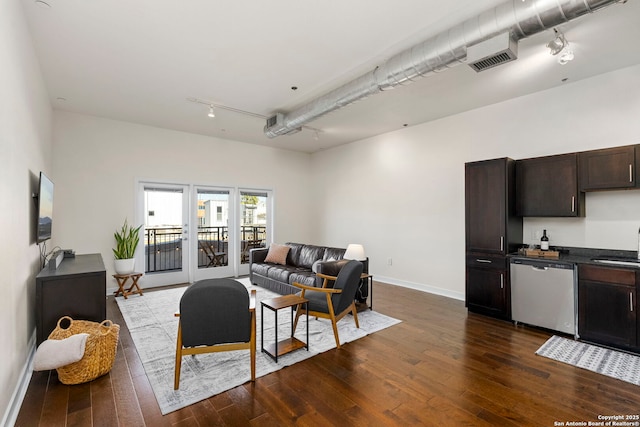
<box><xmin>48</xmin><ymin>316</ymin><xmax>120</xmax><ymax>385</ymax></box>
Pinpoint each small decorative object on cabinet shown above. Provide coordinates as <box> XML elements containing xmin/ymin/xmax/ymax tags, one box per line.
<box><xmin>465</xmin><ymin>158</ymin><xmax>522</xmax><ymax>320</ymax></box>
<box><xmin>113</xmin><ymin>218</ymin><xmax>142</xmax><ymax>274</ymax></box>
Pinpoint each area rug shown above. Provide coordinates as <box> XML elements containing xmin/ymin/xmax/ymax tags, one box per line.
<box><xmin>116</xmin><ymin>278</ymin><xmax>400</xmax><ymax>415</ymax></box>
<box><xmin>536</xmin><ymin>335</ymin><xmax>640</xmax><ymax>386</ymax></box>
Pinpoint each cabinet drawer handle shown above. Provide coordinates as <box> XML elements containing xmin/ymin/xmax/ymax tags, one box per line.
<box><xmin>631</xmin><ymin>293</ymin><xmax>634</xmax><ymax>312</ymax></box>
<box><xmin>476</xmin><ymin>259</ymin><xmax>492</xmax><ymax>264</ymax></box>
<box><xmin>630</xmin><ymin>164</ymin><xmax>633</xmax><ymax>183</ymax></box>
<box><xmin>571</xmin><ymin>196</ymin><xmax>575</xmax><ymax>213</ymax></box>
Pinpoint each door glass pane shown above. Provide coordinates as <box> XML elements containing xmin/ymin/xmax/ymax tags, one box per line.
<box><xmin>144</xmin><ymin>187</ymin><xmax>184</xmax><ymax>273</ymax></box>
<box><xmin>240</xmin><ymin>191</ymin><xmax>267</xmax><ymax>264</ymax></box>
<box><xmin>197</xmin><ymin>189</ymin><xmax>229</xmax><ymax>269</ymax></box>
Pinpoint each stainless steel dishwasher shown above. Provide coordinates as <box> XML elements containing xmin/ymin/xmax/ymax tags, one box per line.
<box><xmin>510</xmin><ymin>257</ymin><xmax>577</xmax><ymax>336</ymax></box>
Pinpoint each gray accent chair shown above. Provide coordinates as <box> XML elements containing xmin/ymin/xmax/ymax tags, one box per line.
<box><xmin>174</xmin><ymin>278</ymin><xmax>256</xmax><ymax>390</ymax></box>
<box><xmin>292</xmin><ymin>260</ymin><xmax>364</xmax><ymax>348</ymax></box>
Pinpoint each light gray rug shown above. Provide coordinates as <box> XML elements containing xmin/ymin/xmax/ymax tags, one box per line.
<box><xmin>116</xmin><ymin>278</ymin><xmax>401</xmax><ymax>415</ymax></box>
<box><xmin>536</xmin><ymin>335</ymin><xmax>640</xmax><ymax>386</ymax></box>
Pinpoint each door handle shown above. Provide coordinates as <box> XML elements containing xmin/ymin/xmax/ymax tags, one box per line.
<box><xmin>476</xmin><ymin>259</ymin><xmax>492</xmax><ymax>264</ymax></box>
<box><xmin>500</xmin><ymin>273</ymin><xmax>504</xmax><ymax>289</ymax></box>
<box><xmin>500</xmin><ymin>236</ymin><xmax>504</xmax><ymax>252</ymax></box>
<box><xmin>630</xmin><ymin>164</ymin><xmax>633</xmax><ymax>183</ymax></box>
<box><xmin>631</xmin><ymin>292</ymin><xmax>634</xmax><ymax>312</ymax></box>
<box><xmin>571</xmin><ymin>196</ymin><xmax>575</xmax><ymax>213</ymax></box>
<box><xmin>532</xmin><ymin>266</ymin><xmax>549</xmax><ymax>271</ymax></box>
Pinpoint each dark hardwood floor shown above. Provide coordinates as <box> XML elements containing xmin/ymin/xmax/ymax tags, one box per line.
<box><xmin>16</xmin><ymin>281</ymin><xmax>640</xmax><ymax>426</ymax></box>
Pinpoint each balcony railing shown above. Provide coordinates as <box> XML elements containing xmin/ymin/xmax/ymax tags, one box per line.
<box><xmin>144</xmin><ymin>226</ymin><xmax>266</xmax><ymax>273</ymax></box>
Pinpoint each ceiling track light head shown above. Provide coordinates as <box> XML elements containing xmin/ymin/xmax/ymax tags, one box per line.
<box><xmin>547</xmin><ymin>28</ymin><xmax>574</xmax><ymax>65</ymax></box>
<box><xmin>547</xmin><ymin>29</ymin><xmax>567</xmax><ymax>55</ymax></box>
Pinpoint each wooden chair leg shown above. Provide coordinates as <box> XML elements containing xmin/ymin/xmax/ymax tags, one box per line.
<box><xmin>174</xmin><ymin>322</ymin><xmax>183</xmax><ymax>390</ymax></box>
<box><xmin>250</xmin><ymin>312</ymin><xmax>256</xmax><ymax>382</ymax></box>
<box><xmin>351</xmin><ymin>302</ymin><xmax>360</xmax><ymax>329</ymax></box>
<box><xmin>331</xmin><ymin>317</ymin><xmax>341</xmax><ymax>348</ymax></box>
<box><xmin>293</xmin><ymin>301</ymin><xmax>304</xmax><ymax>332</ymax></box>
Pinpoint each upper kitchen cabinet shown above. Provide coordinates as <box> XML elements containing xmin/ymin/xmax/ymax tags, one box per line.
<box><xmin>465</xmin><ymin>158</ymin><xmax>522</xmax><ymax>254</ymax></box>
<box><xmin>579</xmin><ymin>145</ymin><xmax>638</xmax><ymax>191</ymax></box>
<box><xmin>515</xmin><ymin>153</ymin><xmax>585</xmax><ymax>217</ymax></box>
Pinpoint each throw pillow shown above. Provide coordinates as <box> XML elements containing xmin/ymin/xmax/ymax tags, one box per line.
<box><xmin>311</xmin><ymin>260</ymin><xmax>321</xmax><ymax>273</ymax></box>
<box><xmin>264</xmin><ymin>243</ymin><xmax>290</xmax><ymax>265</ymax></box>
<box><xmin>33</xmin><ymin>333</ymin><xmax>90</xmax><ymax>371</ymax></box>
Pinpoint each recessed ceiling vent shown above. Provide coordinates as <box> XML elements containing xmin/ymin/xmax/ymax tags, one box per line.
<box><xmin>467</xmin><ymin>32</ymin><xmax>518</xmax><ymax>72</ymax></box>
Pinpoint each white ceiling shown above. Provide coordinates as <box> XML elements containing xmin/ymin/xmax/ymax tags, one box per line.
<box><xmin>22</xmin><ymin>0</ymin><xmax>640</xmax><ymax>153</ymax></box>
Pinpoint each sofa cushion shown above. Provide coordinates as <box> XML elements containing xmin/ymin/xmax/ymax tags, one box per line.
<box><xmin>285</xmin><ymin>243</ymin><xmax>304</xmax><ymax>266</ymax></box>
<box><xmin>267</xmin><ymin>265</ymin><xmax>296</xmax><ymax>283</ymax></box>
<box><xmin>324</xmin><ymin>247</ymin><xmax>346</xmax><ymax>261</ymax></box>
<box><xmin>289</xmin><ymin>270</ymin><xmax>318</xmax><ymax>288</ymax></box>
<box><xmin>251</xmin><ymin>262</ymin><xmax>271</xmax><ymax>277</ymax></box>
<box><xmin>297</xmin><ymin>245</ymin><xmax>325</xmax><ymax>269</ymax></box>
<box><xmin>264</xmin><ymin>243</ymin><xmax>290</xmax><ymax>265</ymax></box>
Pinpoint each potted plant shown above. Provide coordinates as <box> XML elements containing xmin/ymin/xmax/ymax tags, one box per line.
<box><xmin>113</xmin><ymin>219</ymin><xmax>142</xmax><ymax>274</ymax></box>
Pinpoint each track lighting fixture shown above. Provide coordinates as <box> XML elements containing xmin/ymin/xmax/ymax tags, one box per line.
<box><xmin>547</xmin><ymin>29</ymin><xmax>574</xmax><ymax>65</ymax></box>
<box><xmin>207</xmin><ymin>105</ymin><xmax>215</xmax><ymax>118</ymax></box>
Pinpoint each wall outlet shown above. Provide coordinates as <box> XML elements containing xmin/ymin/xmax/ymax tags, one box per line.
<box><xmin>387</xmin><ymin>258</ymin><xmax>392</xmax><ymax>266</ymax></box>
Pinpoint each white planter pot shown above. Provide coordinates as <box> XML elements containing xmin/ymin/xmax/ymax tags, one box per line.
<box><xmin>114</xmin><ymin>258</ymin><xmax>136</xmax><ymax>275</ymax></box>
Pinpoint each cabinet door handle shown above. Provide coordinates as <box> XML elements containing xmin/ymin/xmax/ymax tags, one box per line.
<box><xmin>630</xmin><ymin>164</ymin><xmax>633</xmax><ymax>183</ymax></box>
<box><xmin>476</xmin><ymin>259</ymin><xmax>492</xmax><ymax>264</ymax></box>
<box><xmin>571</xmin><ymin>196</ymin><xmax>575</xmax><ymax>213</ymax></box>
<box><xmin>631</xmin><ymin>292</ymin><xmax>634</xmax><ymax>312</ymax></box>
<box><xmin>500</xmin><ymin>236</ymin><xmax>504</xmax><ymax>252</ymax></box>
<box><xmin>500</xmin><ymin>273</ymin><xmax>504</xmax><ymax>289</ymax></box>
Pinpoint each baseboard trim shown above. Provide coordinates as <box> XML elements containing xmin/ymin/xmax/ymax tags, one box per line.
<box><xmin>1</xmin><ymin>330</ymin><xmax>36</xmax><ymax>427</ymax></box>
<box><xmin>373</xmin><ymin>275</ymin><xmax>464</xmax><ymax>302</ymax></box>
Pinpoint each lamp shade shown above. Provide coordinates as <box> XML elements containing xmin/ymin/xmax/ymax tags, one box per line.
<box><xmin>343</xmin><ymin>244</ymin><xmax>366</xmax><ymax>261</ymax></box>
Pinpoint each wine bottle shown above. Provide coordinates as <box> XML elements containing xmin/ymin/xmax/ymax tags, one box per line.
<box><xmin>540</xmin><ymin>230</ymin><xmax>549</xmax><ymax>251</ymax></box>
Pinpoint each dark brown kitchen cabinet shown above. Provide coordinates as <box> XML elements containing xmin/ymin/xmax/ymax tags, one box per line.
<box><xmin>465</xmin><ymin>158</ymin><xmax>521</xmax><ymax>254</ymax></box>
<box><xmin>465</xmin><ymin>158</ymin><xmax>521</xmax><ymax>320</ymax></box>
<box><xmin>515</xmin><ymin>153</ymin><xmax>584</xmax><ymax>217</ymax></box>
<box><xmin>466</xmin><ymin>255</ymin><xmax>510</xmax><ymax>319</ymax></box>
<box><xmin>579</xmin><ymin>145</ymin><xmax>637</xmax><ymax>191</ymax></box>
<box><xmin>578</xmin><ymin>264</ymin><xmax>637</xmax><ymax>350</ymax></box>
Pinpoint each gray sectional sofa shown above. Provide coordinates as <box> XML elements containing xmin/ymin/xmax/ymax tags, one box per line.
<box><xmin>249</xmin><ymin>242</ymin><xmax>368</xmax><ymax>297</ymax></box>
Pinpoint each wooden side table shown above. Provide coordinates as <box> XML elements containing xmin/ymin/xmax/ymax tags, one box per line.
<box><xmin>261</xmin><ymin>294</ymin><xmax>308</xmax><ymax>362</ymax></box>
<box><xmin>113</xmin><ymin>272</ymin><xmax>144</xmax><ymax>299</ymax></box>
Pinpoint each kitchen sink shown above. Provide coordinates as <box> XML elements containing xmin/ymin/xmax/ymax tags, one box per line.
<box><xmin>592</xmin><ymin>258</ymin><xmax>640</xmax><ymax>267</ymax></box>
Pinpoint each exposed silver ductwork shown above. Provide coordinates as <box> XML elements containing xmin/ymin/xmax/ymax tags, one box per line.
<box><xmin>264</xmin><ymin>0</ymin><xmax>627</xmax><ymax>138</ymax></box>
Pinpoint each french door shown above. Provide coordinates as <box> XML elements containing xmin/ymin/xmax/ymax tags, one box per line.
<box><xmin>136</xmin><ymin>181</ymin><xmax>272</xmax><ymax>287</ymax></box>
<box><xmin>192</xmin><ymin>186</ymin><xmax>235</xmax><ymax>281</ymax></box>
<box><xmin>237</xmin><ymin>189</ymin><xmax>271</xmax><ymax>276</ymax></box>
<box><xmin>137</xmin><ymin>183</ymin><xmax>190</xmax><ymax>288</ymax></box>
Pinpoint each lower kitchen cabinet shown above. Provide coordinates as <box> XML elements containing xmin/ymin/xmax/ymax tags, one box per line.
<box><xmin>578</xmin><ymin>264</ymin><xmax>637</xmax><ymax>349</ymax></box>
<box><xmin>466</xmin><ymin>256</ymin><xmax>510</xmax><ymax>320</ymax></box>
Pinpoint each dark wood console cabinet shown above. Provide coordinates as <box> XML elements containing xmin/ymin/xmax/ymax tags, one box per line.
<box><xmin>465</xmin><ymin>158</ymin><xmax>522</xmax><ymax>320</ymax></box>
<box><xmin>35</xmin><ymin>253</ymin><xmax>107</xmax><ymax>345</ymax></box>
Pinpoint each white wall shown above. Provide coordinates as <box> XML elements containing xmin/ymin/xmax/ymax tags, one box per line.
<box><xmin>311</xmin><ymin>64</ymin><xmax>640</xmax><ymax>299</ymax></box>
<box><xmin>0</xmin><ymin>0</ymin><xmax>53</xmax><ymax>424</ymax></box>
<box><xmin>52</xmin><ymin>111</ymin><xmax>314</xmax><ymax>287</ymax></box>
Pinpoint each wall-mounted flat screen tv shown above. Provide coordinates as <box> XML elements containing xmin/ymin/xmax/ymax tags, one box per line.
<box><xmin>36</xmin><ymin>172</ymin><xmax>54</xmax><ymax>243</ymax></box>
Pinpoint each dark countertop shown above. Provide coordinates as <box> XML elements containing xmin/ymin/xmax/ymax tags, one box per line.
<box><xmin>509</xmin><ymin>246</ymin><xmax>640</xmax><ymax>269</ymax></box>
